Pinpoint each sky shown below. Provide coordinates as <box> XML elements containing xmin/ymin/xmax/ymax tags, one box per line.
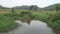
<box><xmin>0</xmin><ymin>0</ymin><xmax>59</xmax><ymax>8</ymax></box>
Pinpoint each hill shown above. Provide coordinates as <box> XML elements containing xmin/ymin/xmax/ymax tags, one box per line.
<box><xmin>13</xmin><ymin>5</ymin><xmax>30</xmax><ymax>10</ymax></box>
<box><xmin>13</xmin><ymin>4</ymin><xmax>57</xmax><ymax>11</ymax></box>
<box><xmin>41</xmin><ymin>4</ymin><xmax>56</xmax><ymax>11</ymax></box>
<box><xmin>0</xmin><ymin>3</ymin><xmax>60</xmax><ymax>11</ymax></box>
<box><xmin>0</xmin><ymin>5</ymin><xmax>9</xmax><ymax>9</ymax></box>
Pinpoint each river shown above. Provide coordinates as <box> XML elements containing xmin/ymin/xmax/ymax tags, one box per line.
<box><xmin>0</xmin><ymin>20</ymin><xmax>55</xmax><ymax>34</ymax></box>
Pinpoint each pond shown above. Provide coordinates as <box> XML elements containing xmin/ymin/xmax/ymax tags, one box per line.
<box><xmin>0</xmin><ymin>20</ymin><xmax>55</xmax><ymax>34</ymax></box>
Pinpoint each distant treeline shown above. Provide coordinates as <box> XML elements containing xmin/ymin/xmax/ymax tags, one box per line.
<box><xmin>0</xmin><ymin>3</ymin><xmax>60</xmax><ymax>11</ymax></box>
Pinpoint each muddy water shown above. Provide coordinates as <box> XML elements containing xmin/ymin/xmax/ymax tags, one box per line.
<box><xmin>0</xmin><ymin>20</ymin><xmax>55</xmax><ymax>34</ymax></box>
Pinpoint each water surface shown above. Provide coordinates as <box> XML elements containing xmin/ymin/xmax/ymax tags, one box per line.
<box><xmin>0</xmin><ymin>20</ymin><xmax>55</xmax><ymax>34</ymax></box>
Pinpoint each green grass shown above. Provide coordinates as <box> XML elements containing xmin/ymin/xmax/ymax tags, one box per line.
<box><xmin>0</xmin><ymin>9</ymin><xmax>11</xmax><ymax>14</ymax></box>
<box><xmin>0</xmin><ymin>15</ymin><xmax>19</xmax><ymax>32</ymax></box>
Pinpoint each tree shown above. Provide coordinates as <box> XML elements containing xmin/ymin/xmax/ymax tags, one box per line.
<box><xmin>29</xmin><ymin>5</ymin><xmax>38</xmax><ymax>10</ymax></box>
<box><xmin>11</xmin><ymin>8</ymin><xmax>15</xmax><ymax>13</ymax></box>
<box><xmin>29</xmin><ymin>5</ymin><xmax>34</xmax><ymax>10</ymax></box>
<box><xmin>56</xmin><ymin>3</ymin><xmax>60</xmax><ymax>11</ymax></box>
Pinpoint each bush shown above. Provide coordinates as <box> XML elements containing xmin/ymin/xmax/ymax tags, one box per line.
<box><xmin>51</xmin><ymin>12</ymin><xmax>60</xmax><ymax>30</ymax></box>
<box><xmin>52</xmin><ymin>20</ymin><xmax>60</xmax><ymax>30</ymax></box>
<box><xmin>19</xmin><ymin>11</ymin><xmax>32</xmax><ymax>17</ymax></box>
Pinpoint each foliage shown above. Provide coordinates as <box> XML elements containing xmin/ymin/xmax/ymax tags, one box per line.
<box><xmin>56</xmin><ymin>3</ymin><xmax>60</xmax><ymax>11</ymax></box>
<box><xmin>11</xmin><ymin>8</ymin><xmax>15</xmax><ymax>13</ymax></box>
<box><xmin>29</xmin><ymin>5</ymin><xmax>38</xmax><ymax>10</ymax></box>
<box><xmin>0</xmin><ymin>15</ymin><xmax>18</xmax><ymax>32</ymax></box>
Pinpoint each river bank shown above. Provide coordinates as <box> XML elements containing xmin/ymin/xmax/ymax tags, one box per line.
<box><xmin>0</xmin><ymin>20</ymin><xmax>55</xmax><ymax>34</ymax></box>
<box><xmin>0</xmin><ymin>15</ymin><xmax>19</xmax><ymax>32</ymax></box>
<box><xmin>0</xmin><ymin>11</ymin><xmax>60</xmax><ymax>34</ymax></box>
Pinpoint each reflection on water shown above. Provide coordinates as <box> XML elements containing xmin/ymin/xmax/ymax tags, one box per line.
<box><xmin>0</xmin><ymin>20</ymin><xmax>55</xmax><ymax>34</ymax></box>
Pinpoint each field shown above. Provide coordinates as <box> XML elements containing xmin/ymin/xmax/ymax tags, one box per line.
<box><xmin>0</xmin><ymin>9</ymin><xmax>60</xmax><ymax>34</ymax></box>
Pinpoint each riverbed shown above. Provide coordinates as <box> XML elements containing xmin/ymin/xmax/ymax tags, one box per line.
<box><xmin>0</xmin><ymin>20</ymin><xmax>55</xmax><ymax>34</ymax></box>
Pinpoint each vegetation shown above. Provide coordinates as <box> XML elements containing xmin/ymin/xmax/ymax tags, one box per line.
<box><xmin>0</xmin><ymin>3</ymin><xmax>60</xmax><ymax>34</ymax></box>
<box><xmin>29</xmin><ymin>5</ymin><xmax>38</xmax><ymax>10</ymax></box>
<box><xmin>47</xmin><ymin>12</ymin><xmax>60</xmax><ymax>34</ymax></box>
<box><xmin>4</xmin><ymin>10</ymin><xmax>60</xmax><ymax>34</ymax></box>
<box><xmin>56</xmin><ymin>3</ymin><xmax>60</xmax><ymax>11</ymax></box>
<box><xmin>0</xmin><ymin>14</ymin><xmax>19</xmax><ymax>32</ymax></box>
<box><xmin>13</xmin><ymin>4</ymin><xmax>57</xmax><ymax>11</ymax></box>
<box><xmin>0</xmin><ymin>9</ymin><xmax>60</xmax><ymax>34</ymax></box>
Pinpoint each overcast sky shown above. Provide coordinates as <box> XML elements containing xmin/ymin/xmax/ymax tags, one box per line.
<box><xmin>0</xmin><ymin>0</ymin><xmax>59</xmax><ymax>8</ymax></box>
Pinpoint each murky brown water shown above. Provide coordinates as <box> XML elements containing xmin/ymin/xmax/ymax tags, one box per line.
<box><xmin>0</xmin><ymin>20</ymin><xmax>55</xmax><ymax>34</ymax></box>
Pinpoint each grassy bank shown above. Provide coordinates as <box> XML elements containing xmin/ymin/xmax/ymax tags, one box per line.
<box><xmin>0</xmin><ymin>15</ymin><xmax>19</xmax><ymax>32</ymax></box>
